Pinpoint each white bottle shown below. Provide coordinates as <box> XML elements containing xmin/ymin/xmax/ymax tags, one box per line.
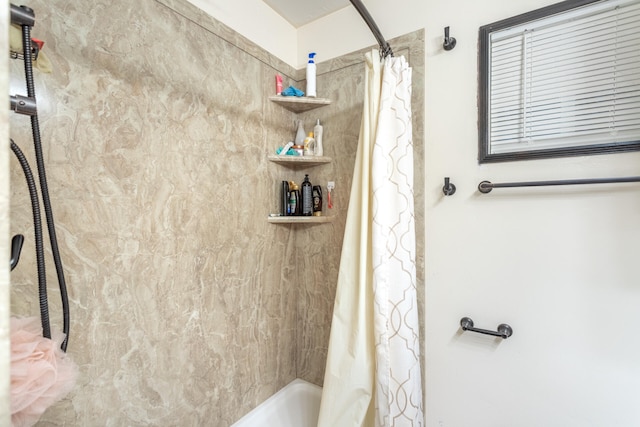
<box><xmin>306</xmin><ymin>52</ymin><xmax>317</xmax><ymax>97</ymax></box>
<box><xmin>313</xmin><ymin>119</ymin><xmax>323</xmax><ymax>156</ymax></box>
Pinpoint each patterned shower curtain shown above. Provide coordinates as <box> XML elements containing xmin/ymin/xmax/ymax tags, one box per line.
<box><xmin>318</xmin><ymin>49</ymin><xmax>423</xmax><ymax>427</ymax></box>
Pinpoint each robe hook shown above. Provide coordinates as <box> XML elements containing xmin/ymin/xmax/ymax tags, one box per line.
<box><xmin>443</xmin><ymin>177</ymin><xmax>456</xmax><ymax>196</ymax></box>
<box><xmin>443</xmin><ymin>26</ymin><xmax>456</xmax><ymax>51</ymax></box>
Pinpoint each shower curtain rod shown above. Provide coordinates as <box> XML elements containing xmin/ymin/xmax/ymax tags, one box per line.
<box><xmin>349</xmin><ymin>0</ymin><xmax>393</xmax><ymax>58</ymax></box>
<box><xmin>478</xmin><ymin>176</ymin><xmax>640</xmax><ymax>193</ymax></box>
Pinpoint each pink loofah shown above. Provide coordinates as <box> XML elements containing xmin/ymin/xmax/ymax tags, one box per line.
<box><xmin>10</xmin><ymin>316</ymin><xmax>77</xmax><ymax>427</ymax></box>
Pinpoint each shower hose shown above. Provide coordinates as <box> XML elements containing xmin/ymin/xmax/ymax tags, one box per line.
<box><xmin>11</xmin><ymin>7</ymin><xmax>70</xmax><ymax>352</ymax></box>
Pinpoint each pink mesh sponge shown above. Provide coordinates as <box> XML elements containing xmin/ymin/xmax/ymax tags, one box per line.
<box><xmin>11</xmin><ymin>316</ymin><xmax>78</xmax><ymax>427</ymax></box>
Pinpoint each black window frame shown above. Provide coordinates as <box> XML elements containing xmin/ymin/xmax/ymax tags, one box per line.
<box><xmin>478</xmin><ymin>0</ymin><xmax>640</xmax><ymax>163</ymax></box>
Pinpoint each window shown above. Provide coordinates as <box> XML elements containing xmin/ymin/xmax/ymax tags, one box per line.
<box><xmin>478</xmin><ymin>0</ymin><xmax>640</xmax><ymax>163</ymax></box>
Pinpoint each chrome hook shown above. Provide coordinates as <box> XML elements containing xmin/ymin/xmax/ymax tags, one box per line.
<box><xmin>443</xmin><ymin>26</ymin><xmax>457</xmax><ymax>51</ymax></box>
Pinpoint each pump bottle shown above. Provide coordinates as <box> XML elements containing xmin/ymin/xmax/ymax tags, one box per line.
<box><xmin>306</xmin><ymin>53</ymin><xmax>317</xmax><ymax>97</ymax></box>
<box><xmin>301</xmin><ymin>175</ymin><xmax>313</xmax><ymax>216</ymax></box>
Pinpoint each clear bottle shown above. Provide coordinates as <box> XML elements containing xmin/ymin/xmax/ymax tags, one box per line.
<box><xmin>295</xmin><ymin>120</ymin><xmax>306</xmax><ymax>146</ymax></box>
<box><xmin>303</xmin><ymin>132</ymin><xmax>315</xmax><ymax>156</ymax></box>
<box><xmin>313</xmin><ymin>119</ymin><xmax>323</xmax><ymax>156</ymax></box>
<box><xmin>301</xmin><ymin>175</ymin><xmax>313</xmax><ymax>216</ymax></box>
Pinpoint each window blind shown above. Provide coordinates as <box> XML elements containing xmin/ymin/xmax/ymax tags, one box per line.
<box><xmin>488</xmin><ymin>0</ymin><xmax>640</xmax><ymax>155</ymax></box>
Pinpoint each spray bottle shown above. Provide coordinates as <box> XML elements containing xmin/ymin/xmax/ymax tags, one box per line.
<box><xmin>306</xmin><ymin>52</ymin><xmax>317</xmax><ymax>97</ymax></box>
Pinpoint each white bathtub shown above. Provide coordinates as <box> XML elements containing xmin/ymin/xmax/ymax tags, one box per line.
<box><xmin>231</xmin><ymin>379</ymin><xmax>322</xmax><ymax>427</ymax></box>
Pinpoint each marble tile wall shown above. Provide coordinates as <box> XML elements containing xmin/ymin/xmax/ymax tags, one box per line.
<box><xmin>7</xmin><ymin>0</ymin><xmax>423</xmax><ymax>424</ymax></box>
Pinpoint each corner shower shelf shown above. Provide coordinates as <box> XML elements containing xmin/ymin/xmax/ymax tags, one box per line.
<box><xmin>268</xmin><ymin>154</ymin><xmax>332</xmax><ymax>166</ymax></box>
<box><xmin>268</xmin><ymin>96</ymin><xmax>331</xmax><ymax>113</ymax></box>
<box><xmin>268</xmin><ymin>94</ymin><xmax>333</xmax><ymax>225</ymax></box>
<box><xmin>267</xmin><ymin>215</ymin><xmax>335</xmax><ymax>224</ymax></box>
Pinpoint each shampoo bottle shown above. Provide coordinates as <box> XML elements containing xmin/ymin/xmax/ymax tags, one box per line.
<box><xmin>301</xmin><ymin>175</ymin><xmax>313</xmax><ymax>216</ymax></box>
<box><xmin>289</xmin><ymin>181</ymin><xmax>299</xmax><ymax>216</ymax></box>
<box><xmin>312</xmin><ymin>185</ymin><xmax>322</xmax><ymax>216</ymax></box>
<box><xmin>313</xmin><ymin>119</ymin><xmax>323</xmax><ymax>156</ymax></box>
<box><xmin>303</xmin><ymin>132</ymin><xmax>315</xmax><ymax>156</ymax></box>
<box><xmin>306</xmin><ymin>52</ymin><xmax>317</xmax><ymax>97</ymax></box>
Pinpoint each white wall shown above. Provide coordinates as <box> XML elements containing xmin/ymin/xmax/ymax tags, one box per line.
<box><xmin>309</xmin><ymin>0</ymin><xmax>640</xmax><ymax>426</ymax></box>
<box><xmin>184</xmin><ymin>0</ymin><xmax>427</xmax><ymax>68</ymax></box>
<box><xmin>298</xmin><ymin>0</ymin><xmax>426</xmax><ymax>67</ymax></box>
<box><xmin>422</xmin><ymin>2</ymin><xmax>640</xmax><ymax>426</ymax></box>
<box><xmin>184</xmin><ymin>0</ymin><xmax>299</xmax><ymax>66</ymax></box>
<box><xmin>134</xmin><ymin>0</ymin><xmax>640</xmax><ymax>425</ymax></box>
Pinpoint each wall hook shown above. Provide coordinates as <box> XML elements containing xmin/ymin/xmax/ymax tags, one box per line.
<box><xmin>443</xmin><ymin>177</ymin><xmax>456</xmax><ymax>196</ymax></box>
<box><xmin>10</xmin><ymin>234</ymin><xmax>24</xmax><ymax>271</ymax></box>
<box><xmin>443</xmin><ymin>26</ymin><xmax>457</xmax><ymax>51</ymax></box>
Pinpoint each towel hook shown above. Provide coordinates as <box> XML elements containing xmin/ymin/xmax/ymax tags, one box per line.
<box><xmin>443</xmin><ymin>177</ymin><xmax>456</xmax><ymax>196</ymax></box>
<box><xmin>443</xmin><ymin>26</ymin><xmax>457</xmax><ymax>51</ymax></box>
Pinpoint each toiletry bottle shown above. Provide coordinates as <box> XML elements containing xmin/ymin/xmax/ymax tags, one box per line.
<box><xmin>306</xmin><ymin>52</ymin><xmax>317</xmax><ymax>97</ymax></box>
<box><xmin>289</xmin><ymin>181</ymin><xmax>299</xmax><ymax>216</ymax></box>
<box><xmin>301</xmin><ymin>175</ymin><xmax>313</xmax><ymax>216</ymax></box>
<box><xmin>276</xmin><ymin>74</ymin><xmax>283</xmax><ymax>95</ymax></box>
<box><xmin>281</xmin><ymin>180</ymin><xmax>289</xmax><ymax>216</ymax></box>
<box><xmin>292</xmin><ymin>145</ymin><xmax>304</xmax><ymax>156</ymax></box>
<box><xmin>313</xmin><ymin>119</ymin><xmax>323</xmax><ymax>156</ymax></box>
<box><xmin>303</xmin><ymin>132</ymin><xmax>315</xmax><ymax>156</ymax></box>
<box><xmin>312</xmin><ymin>185</ymin><xmax>322</xmax><ymax>216</ymax></box>
<box><xmin>295</xmin><ymin>119</ymin><xmax>306</xmax><ymax>146</ymax></box>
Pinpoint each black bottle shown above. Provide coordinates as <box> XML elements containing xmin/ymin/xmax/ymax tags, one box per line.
<box><xmin>301</xmin><ymin>174</ymin><xmax>313</xmax><ymax>216</ymax></box>
<box><xmin>281</xmin><ymin>181</ymin><xmax>289</xmax><ymax>216</ymax></box>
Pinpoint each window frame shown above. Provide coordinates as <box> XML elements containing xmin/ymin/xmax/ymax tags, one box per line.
<box><xmin>478</xmin><ymin>0</ymin><xmax>640</xmax><ymax>163</ymax></box>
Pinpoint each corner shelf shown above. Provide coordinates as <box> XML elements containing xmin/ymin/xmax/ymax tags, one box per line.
<box><xmin>269</xmin><ymin>93</ymin><xmax>333</xmax><ymax>225</ymax></box>
<box><xmin>268</xmin><ymin>154</ymin><xmax>332</xmax><ymax>166</ymax></box>
<box><xmin>267</xmin><ymin>215</ymin><xmax>335</xmax><ymax>224</ymax></box>
<box><xmin>269</xmin><ymin>96</ymin><xmax>331</xmax><ymax>113</ymax></box>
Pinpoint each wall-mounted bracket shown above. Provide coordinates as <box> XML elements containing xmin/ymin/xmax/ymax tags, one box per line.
<box><xmin>10</xmin><ymin>94</ymin><xmax>37</xmax><ymax>116</ymax></box>
<box><xmin>10</xmin><ymin>234</ymin><xmax>24</xmax><ymax>271</ymax></box>
<box><xmin>443</xmin><ymin>177</ymin><xmax>456</xmax><ymax>196</ymax></box>
<box><xmin>460</xmin><ymin>317</ymin><xmax>513</xmax><ymax>339</ymax></box>
<box><xmin>443</xmin><ymin>26</ymin><xmax>457</xmax><ymax>51</ymax></box>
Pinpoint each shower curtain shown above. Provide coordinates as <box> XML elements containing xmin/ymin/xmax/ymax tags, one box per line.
<box><xmin>318</xmin><ymin>50</ymin><xmax>423</xmax><ymax>427</ymax></box>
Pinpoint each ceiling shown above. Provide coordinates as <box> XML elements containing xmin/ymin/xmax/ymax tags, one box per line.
<box><xmin>262</xmin><ymin>0</ymin><xmax>351</xmax><ymax>28</ymax></box>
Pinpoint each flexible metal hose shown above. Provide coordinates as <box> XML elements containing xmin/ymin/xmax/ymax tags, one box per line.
<box><xmin>11</xmin><ymin>139</ymin><xmax>51</xmax><ymax>339</ymax></box>
<box><xmin>21</xmin><ymin>18</ymin><xmax>70</xmax><ymax>352</ymax></box>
